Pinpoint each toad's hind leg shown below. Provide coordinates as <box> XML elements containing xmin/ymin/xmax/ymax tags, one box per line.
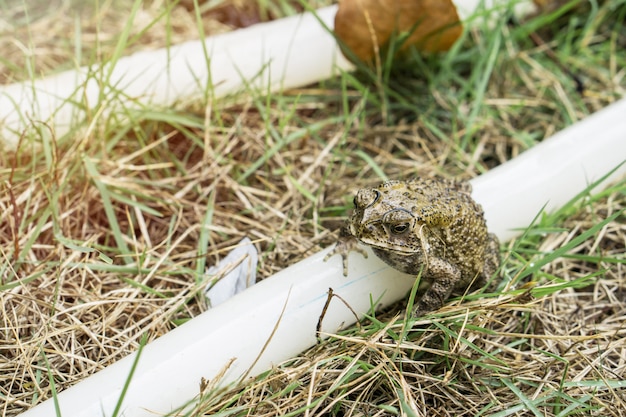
<box><xmin>481</xmin><ymin>233</ymin><xmax>501</xmax><ymax>291</ymax></box>
<box><xmin>412</xmin><ymin>258</ymin><xmax>461</xmax><ymax>317</ymax></box>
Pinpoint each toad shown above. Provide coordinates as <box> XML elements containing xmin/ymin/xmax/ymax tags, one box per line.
<box><xmin>325</xmin><ymin>178</ymin><xmax>500</xmax><ymax>317</ymax></box>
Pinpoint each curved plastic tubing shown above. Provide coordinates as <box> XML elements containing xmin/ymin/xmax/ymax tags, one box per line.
<box><xmin>472</xmin><ymin>97</ymin><xmax>626</xmax><ymax>242</ymax></box>
<box><xmin>19</xmin><ymin>101</ymin><xmax>626</xmax><ymax>417</ymax></box>
<box><xmin>0</xmin><ymin>6</ymin><xmax>351</xmax><ymax>147</ymax></box>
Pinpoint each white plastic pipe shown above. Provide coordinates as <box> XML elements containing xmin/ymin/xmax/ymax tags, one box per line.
<box><xmin>473</xmin><ymin>97</ymin><xmax>626</xmax><ymax>242</ymax></box>
<box><xmin>0</xmin><ymin>6</ymin><xmax>351</xmax><ymax>147</ymax></box>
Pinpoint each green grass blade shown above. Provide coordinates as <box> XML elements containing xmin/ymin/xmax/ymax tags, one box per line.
<box><xmin>83</xmin><ymin>156</ymin><xmax>131</xmax><ymax>261</ymax></box>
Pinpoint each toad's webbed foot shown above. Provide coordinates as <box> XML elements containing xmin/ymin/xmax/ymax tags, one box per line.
<box><xmin>324</xmin><ymin>227</ymin><xmax>367</xmax><ymax>276</ymax></box>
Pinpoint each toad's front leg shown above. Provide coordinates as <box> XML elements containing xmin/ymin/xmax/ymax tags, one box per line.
<box><xmin>412</xmin><ymin>258</ymin><xmax>461</xmax><ymax>317</ymax></box>
<box><xmin>324</xmin><ymin>226</ymin><xmax>368</xmax><ymax>276</ymax></box>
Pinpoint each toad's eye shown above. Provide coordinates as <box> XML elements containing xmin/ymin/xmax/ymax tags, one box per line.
<box><xmin>383</xmin><ymin>209</ymin><xmax>415</xmax><ymax>234</ymax></box>
<box><xmin>390</xmin><ymin>223</ymin><xmax>410</xmax><ymax>235</ymax></box>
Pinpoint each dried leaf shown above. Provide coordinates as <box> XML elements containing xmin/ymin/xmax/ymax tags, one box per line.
<box><xmin>334</xmin><ymin>0</ymin><xmax>463</xmax><ymax>63</ymax></box>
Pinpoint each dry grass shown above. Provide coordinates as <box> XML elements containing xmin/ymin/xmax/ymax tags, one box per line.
<box><xmin>1</xmin><ymin>0</ymin><xmax>625</xmax><ymax>416</ymax></box>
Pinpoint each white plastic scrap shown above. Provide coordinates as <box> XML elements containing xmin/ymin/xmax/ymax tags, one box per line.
<box><xmin>204</xmin><ymin>238</ymin><xmax>258</xmax><ymax>308</ymax></box>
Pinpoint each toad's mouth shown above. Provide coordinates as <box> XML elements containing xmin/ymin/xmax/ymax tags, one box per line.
<box><xmin>356</xmin><ymin>237</ymin><xmax>420</xmax><ymax>254</ymax></box>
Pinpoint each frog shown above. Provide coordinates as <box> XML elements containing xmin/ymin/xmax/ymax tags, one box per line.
<box><xmin>325</xmin><ymin>177</ymin><xmax>500</xmax><ymax>317</ymax></box>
